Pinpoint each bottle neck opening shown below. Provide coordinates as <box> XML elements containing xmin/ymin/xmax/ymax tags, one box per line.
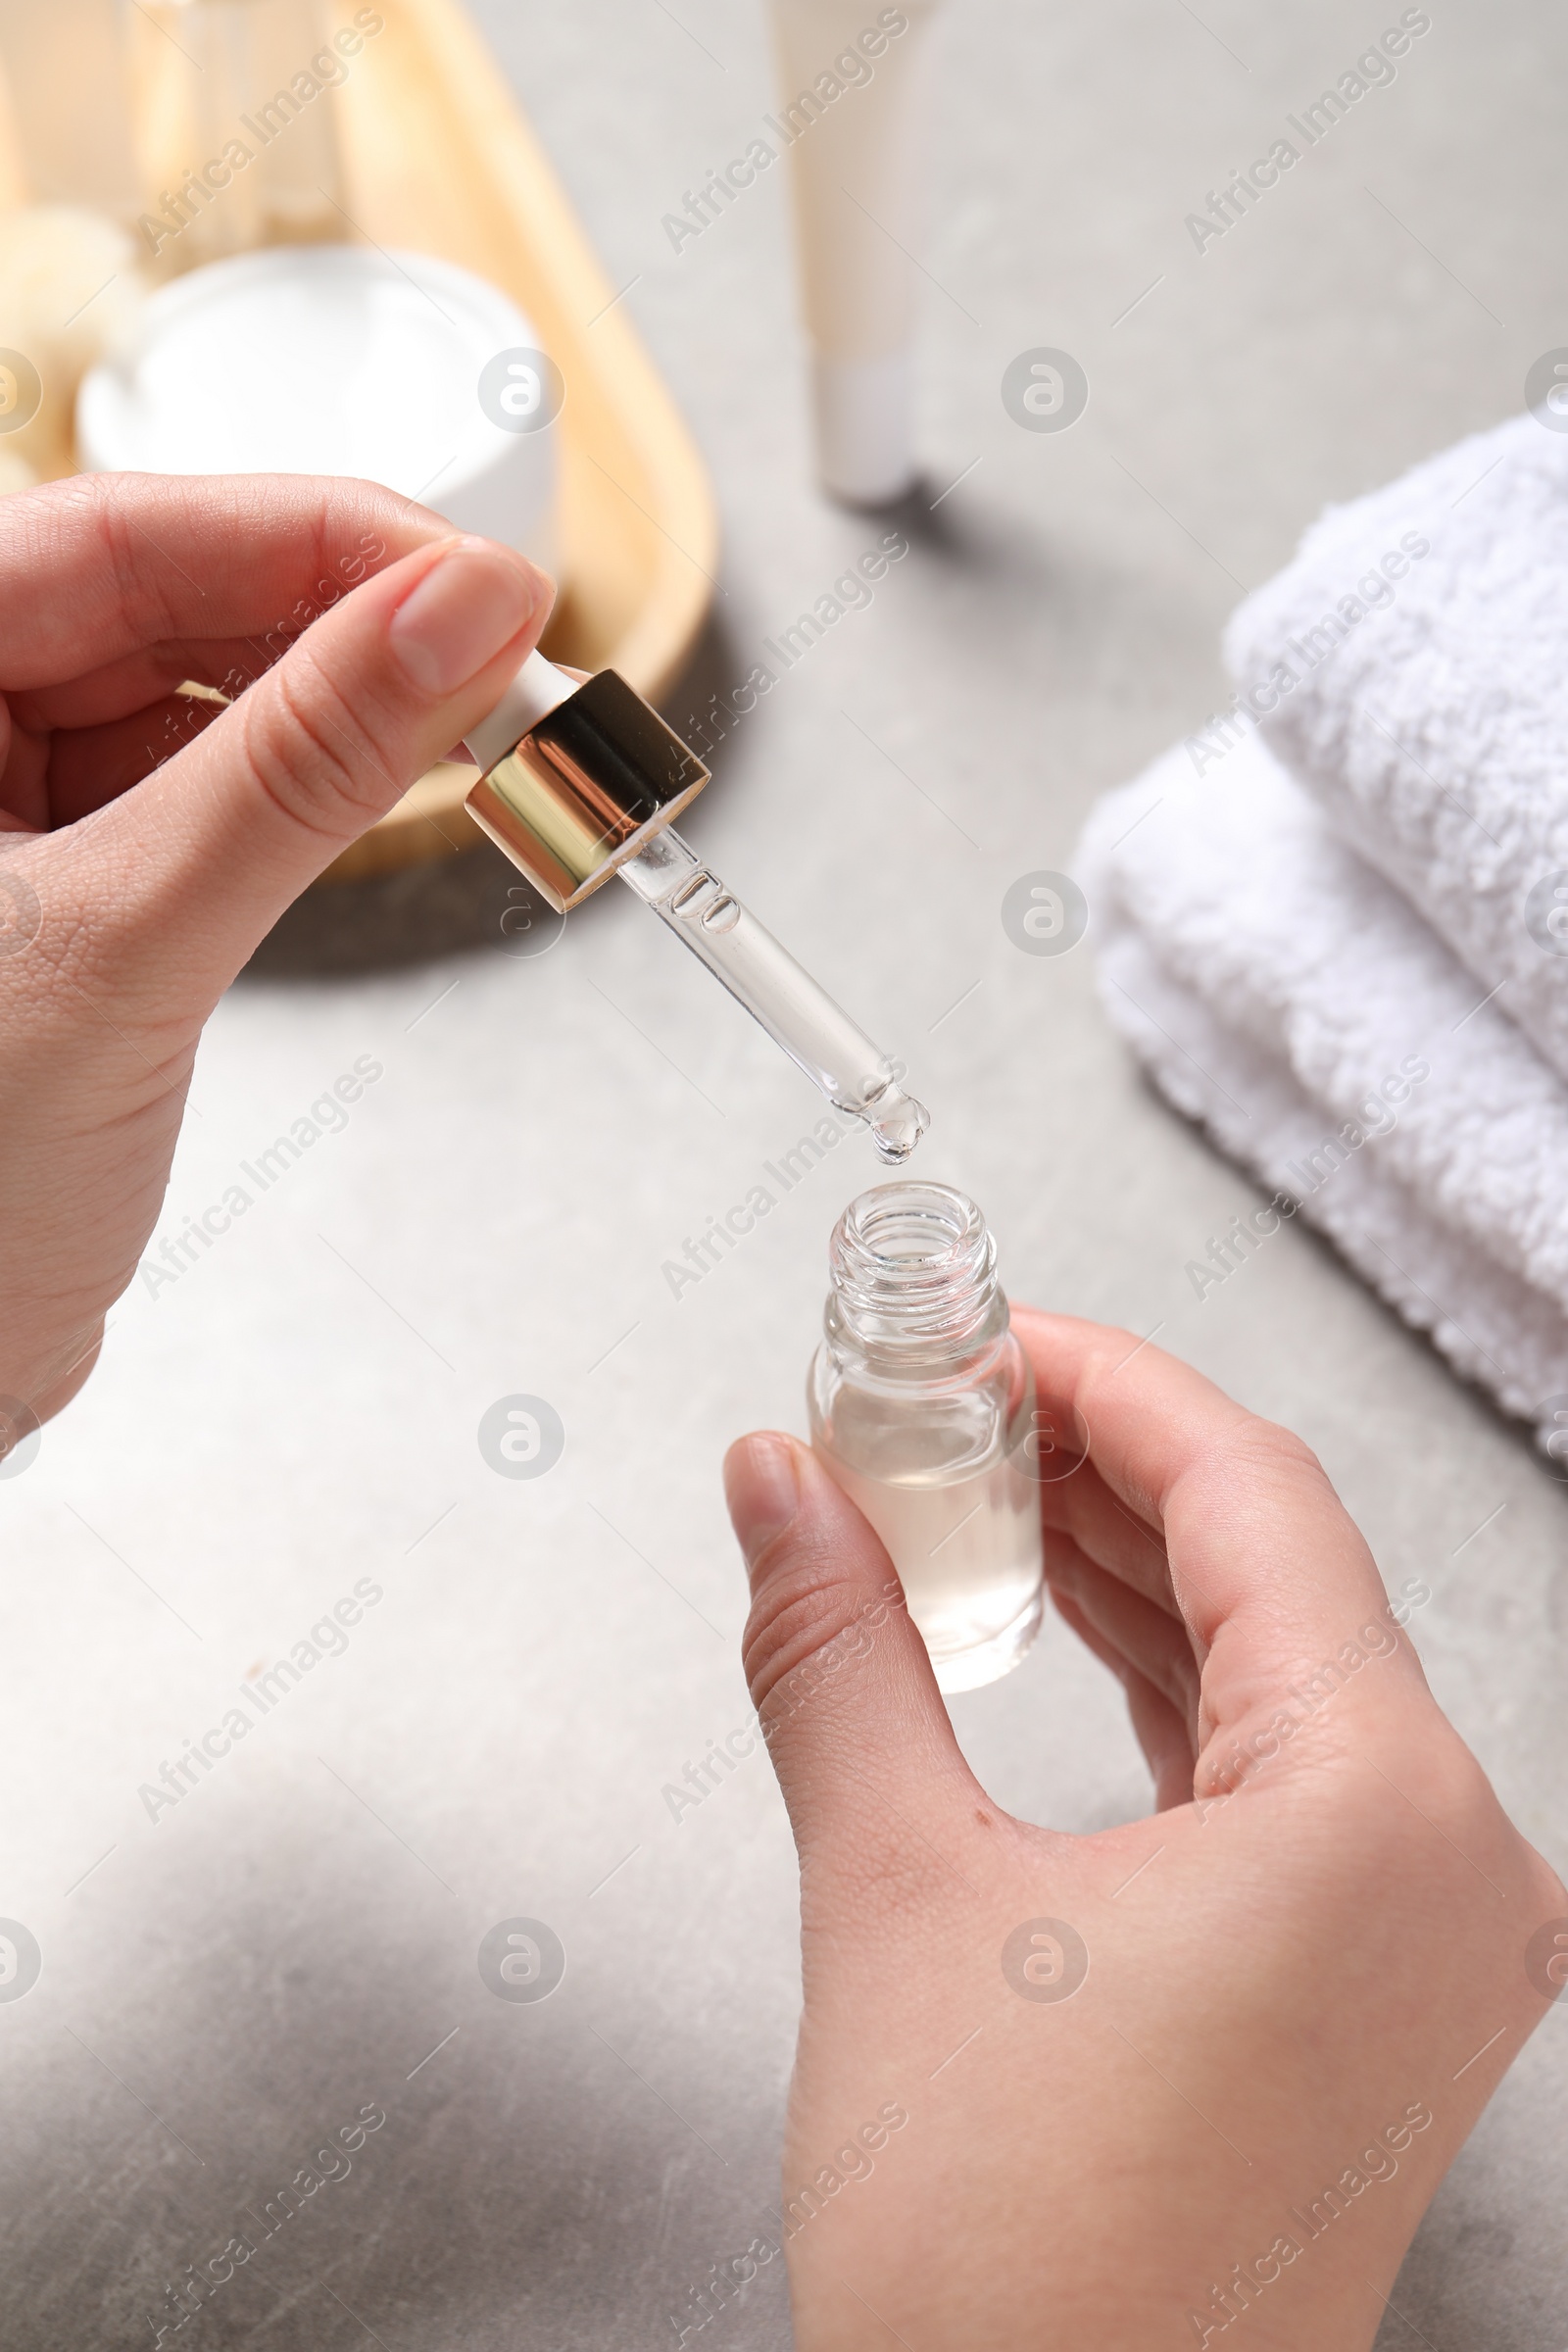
<box><xmin>826</xmin><ymin>1181</ymin><xmax>1002</xmax><ymax>1361</ymax></box>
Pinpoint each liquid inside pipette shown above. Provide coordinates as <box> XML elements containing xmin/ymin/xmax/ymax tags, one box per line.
<box><xmin>618</xmin><ymin>828</ymin><xmax>930</xmax><ymax>1163</ymax></box>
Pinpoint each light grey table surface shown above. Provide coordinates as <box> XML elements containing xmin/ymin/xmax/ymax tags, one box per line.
<box><xmin>6</xmin><ymin>1</ymin><xmax>1567</xmax><ymax>2344</ymax></box>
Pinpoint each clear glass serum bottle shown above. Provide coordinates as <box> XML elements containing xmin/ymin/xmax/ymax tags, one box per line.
<box><xmin>808</xmin><ymin>1183</ymin><xmax>1045</xmax><ymax>1692</ymax></box>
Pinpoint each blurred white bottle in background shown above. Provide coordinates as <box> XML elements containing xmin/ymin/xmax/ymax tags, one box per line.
<box><xmin>767</xmin><ymin>0</ymin><xmax>946</xmax><ymax>506</ymax></box>
<box><xmin>127</xmin><ymin>0</ymin><xmax>352</xmax><ymax>270</ymax></box>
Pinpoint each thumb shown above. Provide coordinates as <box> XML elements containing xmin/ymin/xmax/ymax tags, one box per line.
<box><xmin>724</xmin><ymin>1433</ymin><xmax>979</xmax><ymax>1871</ymax></box>
<box><xmin>87</xmin><ymin>534</ymin><xmax>552</xmax><ymax>997</ymax></box>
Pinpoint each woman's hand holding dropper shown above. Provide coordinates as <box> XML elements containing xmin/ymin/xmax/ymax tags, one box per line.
<box><xmin>0</xmin><ymin>473</ymin><xmax>551</xmax><ymax>1426</ymax></box>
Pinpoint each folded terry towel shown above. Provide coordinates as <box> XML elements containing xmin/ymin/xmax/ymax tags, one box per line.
<box><xmin>1215</xmin><ymin>411</ymin><xmax>1568</xmax><ymax>1086</ymax></box>
<box><xmin>1077</xmin><ymin>733</ymin><xmax>1568</xmax><ymax>1446</ymax></box>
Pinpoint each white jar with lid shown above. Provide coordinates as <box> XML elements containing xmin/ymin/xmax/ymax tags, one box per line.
<box><xmin>76</xmin><ymin>243</ymin><xmax>560</xmax><ymax>568</ymax></box>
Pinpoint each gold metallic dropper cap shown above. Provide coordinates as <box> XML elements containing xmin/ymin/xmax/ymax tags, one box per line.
<box><xmin>465</xmin><ymin>667</ymin><xmax>710</xmax><ymax>912</ymax></box>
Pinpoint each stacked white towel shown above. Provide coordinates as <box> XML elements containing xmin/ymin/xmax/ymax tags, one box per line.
<box><xmin>1079</xmin><ymin>413</ymin><xmax>1568</xmax><ymax>1452</ymax></box>
<box><xmin>1222</xmin><ymin>411</ymin><xmax>1568</xmax><ymax>1083</ymax></box>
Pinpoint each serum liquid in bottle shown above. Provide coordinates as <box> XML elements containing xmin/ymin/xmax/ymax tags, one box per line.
<box><xmin>808</xmin><ymin>1182</ymin><xmax>1045</xmax><ymax>1691</ymax></box>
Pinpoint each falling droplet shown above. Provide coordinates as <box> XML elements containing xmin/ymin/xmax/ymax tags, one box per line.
<box><xmin>863</xmin><ymin>1085</ymin><xmax>931</xmax><ymax>1164</ymax></box>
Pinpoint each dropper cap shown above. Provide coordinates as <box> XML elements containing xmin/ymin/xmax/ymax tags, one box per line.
<box><xmin>463</xmin><ymin>652</ymin><xmax>710</xmax><ymax>912</ymax></box>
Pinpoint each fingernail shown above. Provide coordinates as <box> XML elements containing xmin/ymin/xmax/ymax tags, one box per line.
<box><xmin>388</xmin><ymin>538</ymin><xmax>547</xmax><ymax>694</ymax></box>
<box><xmin>725</xmin><ymin>1436</ymin><xmax>800</xmax><ymax>1570</ymax></box>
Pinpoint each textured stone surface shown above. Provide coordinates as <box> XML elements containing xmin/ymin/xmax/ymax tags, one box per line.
<box><xmin>4</xmin><ymin>1</ymin><xmax>1565</xmax><ymax>2343</ymax></box>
